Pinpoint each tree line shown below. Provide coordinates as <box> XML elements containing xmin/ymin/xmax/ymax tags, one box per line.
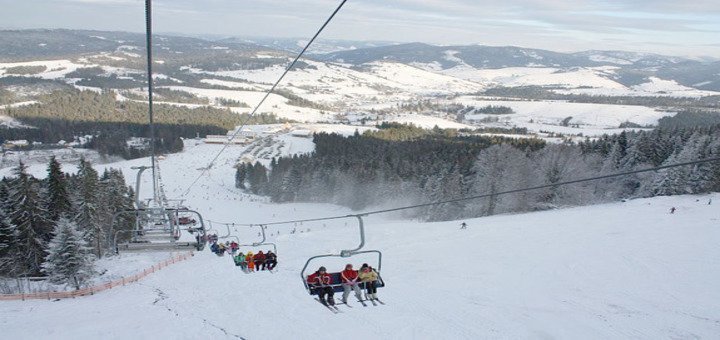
<box><xmin>0</xmin><ymin>89</ymin><xmax>283</xmax><ymax>159</ymax></box>
<box><xmin>0</xmin><ymin>158</ymin><xmax>135</xmax><ymax>290</ymax></box>
<box><xmin>236</xmin><ymin>124</ymin><xmax>720</xmax><ymax>221</ymax></box>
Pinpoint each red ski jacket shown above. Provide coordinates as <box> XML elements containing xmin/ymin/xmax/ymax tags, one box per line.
<box><xmin>307</xmin><ymin>272</ymin><xmax>332</xmax><ymax>286</ymax></box>
<box><xmin>341</xmin><ymin>269</ymin><xmax>359</xmax><ymax>284</ymax></box>
<box><xmin>253</xmin><ymin>253</ymin><xmax>266</xmax><ymax>262</ymax></box>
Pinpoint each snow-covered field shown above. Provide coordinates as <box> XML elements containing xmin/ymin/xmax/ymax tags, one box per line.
<box><xmin>1</xmin><ymin>136</ymin><xmax>719</xmax><ymax>339</ymax></box>
<box><xmin>457</xmin><ymin>96</ymin><xmax>673</xmax><ymax>133</ymax></box>
<box><xmin>4</xmin><ymin>54</ymin><xmax>719</xmax><ymax>139</ymax></box>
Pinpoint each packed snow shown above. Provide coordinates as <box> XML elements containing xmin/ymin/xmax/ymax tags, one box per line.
<box><xmin>0</xmin><ymin>135</ymin><xmax>719</xmax><ymax>339</ymax></box>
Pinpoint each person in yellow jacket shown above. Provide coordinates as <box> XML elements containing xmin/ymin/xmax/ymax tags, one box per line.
<box><xmin>246</xmin><ymin>251</ymin><xmax>255</xmax><ymax>272</ymax></box>
<box><xmin>358</xmin><ymin>263</ymin><xmax>379</xmax><ymax>300</ymax></box>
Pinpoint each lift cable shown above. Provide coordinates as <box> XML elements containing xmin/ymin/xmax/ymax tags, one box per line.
<box><xmin>222</xmin><ymin>156</ymin><xmax>720</xmax><ymax>227</ymax></box>
<box><xmin>181</xmin><ymin>0</ymin><xmax>349</xmax><ymax>198</ymax></box>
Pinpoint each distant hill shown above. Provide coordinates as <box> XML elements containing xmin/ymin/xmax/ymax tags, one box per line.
<box><xmin>318</xmin><ymin>43</ymin><xmax>720</xmax><ymax>91</ymax></box>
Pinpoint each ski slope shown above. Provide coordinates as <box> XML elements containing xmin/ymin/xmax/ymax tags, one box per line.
<box><xmin>1</xmin><ymin>140</ymin><xmax>719</xmax><ymax>339</ymax></box>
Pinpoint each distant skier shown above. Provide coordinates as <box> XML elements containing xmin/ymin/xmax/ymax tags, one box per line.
<box><xmin>460</xmin><ymin>222</ymin><xmax>467</xmax><ymax>229</ymax></box>
<box><xmin>670</xmin><ymin>207</ymin><xmax>676</xmax><ymax>214</ymax></box>
<box><xmin>709</xmin><ymin>198</ymin><xmax>713</xmax><ymax>205</ymax></box>
<box><xmin>307</xmin><ymin>266</ymin><xmax>335</xmax><ymax>306</ymax></box>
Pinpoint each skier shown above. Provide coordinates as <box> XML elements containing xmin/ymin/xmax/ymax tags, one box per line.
<box><xmin>358</xmin><ymin>263</ymin><xmax>379</xmax><ymax>300</ymax></box>
<box><xmin>234</xmin><ymin>252</ymin><xmax>247</xmax><ymax>270</ymax></box>
<box><xmin>460</xmin><ymin>222</ymin><xmax>467</xmax><ymax>229</ymax></box>
<box><xmin>210</xmin><ymin>242</ymin><xmax>219</xmax><ymax>254</ymax></box>
<box><xmin>246</xmin><ymin>251</ymin><xmax>255</xmax><ymax>272</ymax></box>
<box><xmin>307</xmin><ymin>266</ymin><xmax>335</xmax><ymax>306</ymax></box>
<box><xmin>230</xmin><ymin>241</ymin><xmax>239</xmax><ymax>255</ymax></box>
<box><xmin>340</xmin><ymin>264</ymin><xmax>363</xmax><ymax>304</ymax></box>
<box><xmin>254</xmin><ymin>251</ymin><xmax>267</xmax><ymax>271</ymax></box>
<box><xmin>670</xmin><ymin>207</ymin><xmax>676</xmax><ymax>214</ymax></box>
<box><xmin>265</xmin><ymin>251</ymin><xmax>278</xmax><ymax>270</ymax></box>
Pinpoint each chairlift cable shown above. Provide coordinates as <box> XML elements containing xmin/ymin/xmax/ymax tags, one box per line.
<box><xmin>181</xmin><ymin>0</ymin><xmax>349</xmax><ymax>198</ymax></box>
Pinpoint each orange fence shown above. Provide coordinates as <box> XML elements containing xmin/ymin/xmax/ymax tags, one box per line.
<box><xmin>0</xmin><ymin>252</ymin><xmax>194</xmax><ymax>301</ymax></box>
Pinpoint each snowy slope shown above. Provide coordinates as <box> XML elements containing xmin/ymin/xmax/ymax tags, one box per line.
<box><xmin>442</xmin><ymin>66</ymin><xmax>624</xmax><ymax>90</ymax></box>
<box><xmin>1</xmin><ymin>138</ymin><xmax>719</xmax><ymax>339</ymax></box>
<box><xmin>457</xmin><ymin>96</ymin><xmax>673</xmax><ymax>134</ymax></box>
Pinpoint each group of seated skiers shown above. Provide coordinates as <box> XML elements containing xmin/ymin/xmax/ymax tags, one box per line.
<box><xmin>306</xmin><ymin>263</ymin><xmax>380</xmax><ymax>306</ymax></box>
<box><xmin>233</xmin><ymin>250</ymin><xmax>277</xmax><ymax>272</ymax></box>
<box><xmin>209</xmin><ymin>240</ymin><xmax>278</xmax><ymax>271</ymax></box>
<box><xmin>209</xmin><ymin>240</ymin><xmax>235</xmax><ymax>255</ymax></box>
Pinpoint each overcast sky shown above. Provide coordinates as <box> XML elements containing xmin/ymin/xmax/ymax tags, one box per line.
<box><xmin>1</xmin><ymin>0</ymin><xmax>719</xmax><ymax>58</ymax></box>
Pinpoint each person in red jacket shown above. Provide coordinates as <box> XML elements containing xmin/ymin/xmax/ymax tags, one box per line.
<box><xmin>306</xmin><ymin>266</ymin><xmax>335</xmax><ymax>306</ymax></box>
<box><xmin>253</xmin><ymin>251</ymin><xmax>267</xmax><ymax>271</ymax></box>
<box><xmin>340</xmin><ymin>263</ymin><xmax>363</xmax><ymax>304</ymax></box>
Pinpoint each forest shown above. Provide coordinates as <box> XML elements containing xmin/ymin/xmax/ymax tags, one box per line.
<box><xmin>237</xmin><ymin>123</ymin><xmax>720</xmax><ymax>221</ymax></box>
<box><xmin>0</xmin><ymin>158</ymin><xmax>135</xmax><ymax>290</ymax></box>
<box><xmin>0</xmin><ymin>89</ymin><xmax>283</xmax><ymax>159</ymax></box>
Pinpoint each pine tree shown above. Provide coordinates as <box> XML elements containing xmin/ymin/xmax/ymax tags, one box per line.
<box><xmin>6</xmin><ymin>162</ymin><xmax>52</xmax><ymax>275</ymax></box>
<box><xmin>41</xmin><ymin>218</ymin><xmax>96</xmax><ymax>290</ymax></box>
<box><xmin>99</xmin><ymin>169</ymin><xmax>136</xmax><ymax>253</ymax></box>
<box><xmin>73</xmin><ymin>159</ymin><xmax>103</xmax><ymax>257</ymax></box>
<box><xmin>45</xmin><ymin>156</ymin><xmax>73</xmax><ymax>221</ymax></box>
<box><xmin>0</xmin><ymin>208</ymin><xmax>20</xmax><ymax>275</ymax></box>
<box><xmin>235</xmin><ymin>163</ymin><xmax>247</xmax><ymax>189</ymax></box>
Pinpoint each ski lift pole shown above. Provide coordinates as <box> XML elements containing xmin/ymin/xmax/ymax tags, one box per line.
<box><xmin>131</xmin><ymin>166</ymin><xmax>151</xmax><ymax>209</ymax></box>
<box><xmin>252</xmin><ymin>224</ymin><xmax>267</xmax><ymax>246</ymax></box>
<box><xmin>340</xmin><ymin>215</ymin><xmax>366</xmax><ymax>257</ymax></box>
<box><xmin>250</xmin><ymin>224</ymin><xmax>277</xmax><ymax>254</ymax></box>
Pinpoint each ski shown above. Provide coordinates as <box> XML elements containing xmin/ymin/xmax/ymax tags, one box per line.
<box><xmin>375</xmin><ymin>299</ymin><xmax>385</xmax><ymax>305</ymax></box>
<box><xmin>314</xmin><ymin>298</ymin><xmax>340</xmax><ymax>313</ymax></box>
<box><xmin>357</xmin><ymin>299</ymin><xmax>367</xmax><ymax>307</ymax></box>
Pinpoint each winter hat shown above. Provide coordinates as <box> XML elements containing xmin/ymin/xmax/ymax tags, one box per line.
<box><xmin>345</xmin><ymin>264</ymin><xmax>353</xmax><ymax>269</ymax></box>
<box><xmin>319</xmin><ymin>266</ymin><xmax>327</xmax><ymax>272</ymax></box>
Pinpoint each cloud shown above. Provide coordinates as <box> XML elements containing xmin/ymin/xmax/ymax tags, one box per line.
<box><xmin>1</xmin><ymin>0</ymin><xmax>718</xmax><ymax>57</ymax></box>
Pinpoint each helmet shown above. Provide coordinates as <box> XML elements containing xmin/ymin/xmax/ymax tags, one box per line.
<box><xmin>319</xmin><ymin>266</ymin><xmax>326</xmax><ymax>272</ymax></box>
<box><xmin>345</xmin><ymin>264</ymin><xmax>353</xmax><ymax>269</ymax></box>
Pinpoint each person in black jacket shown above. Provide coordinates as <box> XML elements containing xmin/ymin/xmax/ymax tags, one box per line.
<box><xmin>265</xmin><ymin>251</ymin><xmax>277</xmax><ymax>270</ymax></box>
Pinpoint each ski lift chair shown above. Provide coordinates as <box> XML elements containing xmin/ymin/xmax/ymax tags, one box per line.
<box><xmin>301</xmin><ymin>215</ymin><xmax>385</xmax><ymax>295</ymax></box>
<box><xmin>113</xmin><ymin>208</ymin><xmax>207</xmax><ymax>253</ymax></box>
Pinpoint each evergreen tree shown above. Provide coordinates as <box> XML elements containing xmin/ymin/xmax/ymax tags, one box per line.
<box><xmin>235</xmin><ymin>163</ymin><xmax>247</xmax><ymax>189</ymax></box>
<box><xmin>41</xmin><ymin>218</ymin><xmax>96</xmax><ymax>290</ymax></box>
<box><xmin>0</xmin><ymin>208</ymin><xmax>20</xmax><ymax>275</ymax></box>
<box><xmin>73</xmin><ymin>159</ymin><xmax>103</xmax><ymax>257</ymax></box>
<box><xmin>45</xmin><ymin>156</ymin><xmax>73</xmax><ymax>221</ymax></box>
<box><xmin>99</xmin><ymin>169</ymin><xmax>136</xmax><ymax>252</ymax></box>
<box><xmin>6</xmin><ymin>162</ymin><xmax>52</xmax><ymax>275</ymax></box>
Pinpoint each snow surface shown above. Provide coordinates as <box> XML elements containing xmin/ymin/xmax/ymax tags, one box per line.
<box><xmin>457</xmin><ymin>96</ymin><xmax>674</xmax><ymax>134</ymax></box>
<box><xmin>1</xmin><ymin>133</ymin><xmax>719</xmax><ymax>339</ymax></box>
<box><xmin>382</xmin><ymin>113</ymin><xmax>474</xmax><ymax>130</ymax></box>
